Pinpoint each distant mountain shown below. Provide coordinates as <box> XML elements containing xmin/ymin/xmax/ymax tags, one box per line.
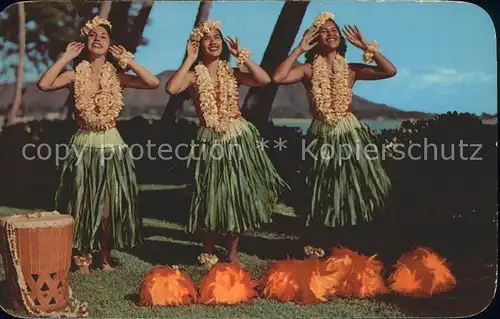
<box><xmin>0</xmin><ymin>70</ymin><xmax>432</xmax><ymax>119</ymax></box>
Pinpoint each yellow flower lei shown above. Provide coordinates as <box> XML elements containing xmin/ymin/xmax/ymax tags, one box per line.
<box><xmin>189</xmin><ymin>20</ymin><xmax>221</xmax><ymax>43</ymax></box>
<box><xmin>311</xmin><ymin>54</ymin><xmax>352</xmax><ymax>124</ymax></box>
<box><xmin>80</xmin><ymin>16</ymin><xmax>112</xmax><ymax>37</ymax></box>
<box><xmin>194</xmin><ymin>60</ymin><xmax>241</xmax><ymax>133</ymax></box>
<box><xmin>73</xmin><ymin>60</ymin><xmax>124</xmax><ymax>131</ymax></box>
<box><xmin>310</xmin><ymin>12</ymin><xmax>335</xmax><ymax>31</ymax></box>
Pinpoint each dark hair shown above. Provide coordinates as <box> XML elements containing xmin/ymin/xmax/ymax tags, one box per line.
<box><xmin>305</xmin><ymin>19</ymin><xmax>347</xmax><ymax>64</ymax></box>
<box><xmin>73</xmin><ymin>24</ymin><xmax>122</xmax><ymax>71</ymax></box>
<box><xmin>189</xmin><ymin>29</ymin><xmax>231</xmax><ymax>70</ymax></box>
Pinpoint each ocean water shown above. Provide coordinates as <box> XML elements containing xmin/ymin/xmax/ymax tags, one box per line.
<box><xmin>276</xmin><ymin>119</ymin><xmax>405</xmax><ymax>135</ymax></box>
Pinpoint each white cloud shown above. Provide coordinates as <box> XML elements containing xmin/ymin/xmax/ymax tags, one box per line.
<box><xmin>410</xmin><ymin>68</ymin><xmax>496</xmax><ymax>90</ymax></box>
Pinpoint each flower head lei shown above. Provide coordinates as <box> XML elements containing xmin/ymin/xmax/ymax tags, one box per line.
<box><xmin>310</xmin><ymin>12</ymin><xmax>335</xmax><ymax>31</ymax></box>
<box><xmin>189</xmin><ymin>20</ymin><xmax>222</xmax><ymax>43</ymax></box>
<box><xmin>80</xmin><ymin>16</ymin><xmax>112</xmax><ymax>37</ymax></box>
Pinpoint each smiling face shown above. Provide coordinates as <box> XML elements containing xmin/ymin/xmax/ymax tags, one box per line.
<box><xmin>317</xmin><ymin>19</ymin><xmax>341</xmax><ymax>50</ymax></box>
<box><xmin>86</xmin><ymin>25</ymin><xmax>111</xmax><ymax>56</ymax></box>
<box><xmin>200</xmin><ymin>29</ymin><xmax>223</xmax><ymax>59</ymax></box>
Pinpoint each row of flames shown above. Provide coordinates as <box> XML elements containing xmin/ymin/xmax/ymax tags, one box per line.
<box><xmin>138</xmin><ymin>246</ymin><xmax>457</xmax><ymax>307</ymax></box>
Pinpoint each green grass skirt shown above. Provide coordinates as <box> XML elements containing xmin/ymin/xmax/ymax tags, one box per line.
<box><xmin>54</xmin><ymin>128</ymin><xmax>141</xmax><ymax>251</ymax></box>
<box><xmin>303</xmin><ymin>114</ymin><xmax>391</xmax><ymax>228</ymax></box>
<box><xmin>187</xmin><ymin>117</ymin><xmax>289</xmax><ymax>234</ymax></box>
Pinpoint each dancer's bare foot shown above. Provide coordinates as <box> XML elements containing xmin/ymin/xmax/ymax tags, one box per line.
<box><xmin>78</xmin><ymin>265</ymin><xmax>90</xmax><ymax>275</ymax></box>
<box><xmin>198</xmin><ymin>253</ymin><xmax>219</xmax><ymax>270</ymax></box>
<box><xmin>74</xmin><ymin>254</ymin><xmax>92</xmax><ymax>275</ymax></box>
<box><xmin>101</xmin><ymin>262</ymin><xmax>115</xmax><ymax>272</ymax></box>
<box><xmin>304</xmin><ymin>246</ymin><xmax>325</xmax><ymax>260</ymax></box>
<box><xmin>227</xmin><ymin>254</ymin><xmax>245</xmax><ymax>268</ymax></box>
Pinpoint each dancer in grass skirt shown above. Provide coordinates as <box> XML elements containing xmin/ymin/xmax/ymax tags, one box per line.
<box><xmin>37</xmin><ymin>16</ymin><xmax>160</xmax><ymax>273</ymax></box>
<box><xmin>166</xmin><ymin>20</ymin><xmax>288</xmax><ymax>265</ymax></box>
<box><xmin>273</xmin><ymin>12</ymin><xmax>397</xmax><ymax>255</ymax></box>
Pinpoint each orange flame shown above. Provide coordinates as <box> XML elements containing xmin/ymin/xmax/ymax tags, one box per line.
<box><xmin>307</xmin><ymin>258</ymin><xmax>346</xmax><ymax>303</ymax></box>
<box><xmin>260</xmin><ymin>259</ymin><xmax>345</xmax><ymax>304</ymax></box>
<box><xmin>198</xmin><ymin>262</ymin><xmax>257</xmax><ymax>305</ymax></box>
<box><xmin>325</xmin><ymin>247</ymin><xmax>389</xmax><ymax>298</ymax></box>
<box><xmin>260</xmin><ymin>259</ymin><xmax>305</xmax><ymax>302</ymax></box>
<box><xmin>388</xmin><ymin>247</ymin><xmax>456</xmax><ymax>297</ymax></box>
<box><xmin>139</xmin><ymin>266</ymin><xmax>197</xmax><ymax>306</ymax></box>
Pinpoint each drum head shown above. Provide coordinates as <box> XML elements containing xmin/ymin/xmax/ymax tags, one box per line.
<box><xmin>0</xmin><ymin>211</ymin><xmax>73</xmax><ymax>229</ymax></box>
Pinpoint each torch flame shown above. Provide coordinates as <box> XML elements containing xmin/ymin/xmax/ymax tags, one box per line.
<box><xmin>260</xmin><ymin>259</ymin><xmax>345</xmax><ymax>304</ymax></box>
<box><xmin>199</xmin><ymin>262</ymin><xmax>257</xmax><ymax>305</ymax></box>
<box><xmin>139</xmin><ymin>266</ymin><xmax>197</xmax><ymax>306</ymax></box>
<box><xmin>388</xmin><ymin>247</ymin><xmax>456</xmax><ymax>297</ymax></box>
<box><xmin>326</xmin><ymin>247</ymin><xmax>388</xmax><ymax>298</ymax></box>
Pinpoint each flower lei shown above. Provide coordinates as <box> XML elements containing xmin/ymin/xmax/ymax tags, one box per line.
<box><xmin>304</xmin><ymin>245</ymin><xmax>326</xmax><ymax>258</ymax></box>
<box><xmin>311</xmin><ymin>54</ymin><xmax>352</xmax><ymax>124</ymax></box>
<box><xmin>80</xmin><ymin>16</ymin><xmax>112</xmax><ymax>37</ymax></box>
<box><xmin>194</xmin><ymin>60</ymin><xmax>240</xmax><ymax>132</ymax></box>
<box><xmin>310</xmin><ymin>12</ymin><xmax>335</xmax><ymax>31</ymax></box>
<box><xmin>189</xmin><ymin>20</ymin><xmax>221</xmax><ymax>43</ymax></box>
<box><xmin>198</xmin><ymin>253</ymin><xmax>219</xmax><ymax>269</ymax></box>
<box><xmin>73</xmin><ymin>60</ymin><xmax>124</xmax><ymax>131</ymax></box>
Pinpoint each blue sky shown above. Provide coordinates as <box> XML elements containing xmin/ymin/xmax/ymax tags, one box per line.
<box><xmin>136</xmin><ymin>0</ymin><xmax>497</xmax><ymax>115</ymax></box>
<box><xmin>1</xmin><ymin>1</ymin><xmax>497</xmax><ymax>115</ymax></box>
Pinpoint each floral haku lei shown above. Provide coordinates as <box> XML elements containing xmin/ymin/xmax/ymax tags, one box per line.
<box><xmin>189</xmin><ymin>20</ymin><xmax>222</xmax><ymax>43</ymax></box>
<box><xmin>363</xmin><ymin>41</ymin><xmax>379</xmax><ymax>64</ymax></box>
<box><xmin>310</xmin><ymin>12</ymin><xmax>335</xmax><ymax>31</ymax></box>
<box><xmin>80</xmin><ymin>16</ymin><xmax>112</xmax><ymax>37</ymax></box>
<box><xmin>194</xmin><ymin>60</ymin><xmax>241</xmax><ymax>132</ymax></box>
<box><xmin>311</xmin><ymin>54</ymin><xmax>352</xmax><ymax>124</ymax></box>
<box><xmin>73</xmin><ymin>60</ymin><xmax>124</xmax><ymax>131</ymax></box>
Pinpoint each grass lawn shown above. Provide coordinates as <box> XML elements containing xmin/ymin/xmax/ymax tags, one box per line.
<box><xmin>0</xmin><ymin>208</ymin><xmax>407</xmax><ymax>318</ymax></box>
<box><xmin>0</xmin><ymin>185</ymin><xmax>496</xmax><ymax>318</ymax></box>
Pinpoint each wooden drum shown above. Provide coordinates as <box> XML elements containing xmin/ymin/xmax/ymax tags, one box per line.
<box><xmin>0</xmin><ymin>211</ymin><xmax>73</xmax><ymax>313</ymax></box>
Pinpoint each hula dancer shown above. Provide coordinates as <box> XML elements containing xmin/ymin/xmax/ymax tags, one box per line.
<box><xmin>166</xmin><ymin>20</ymin><xmax>288</xmax><ymax>265</ymax></box>
<box><xmin>37</xmin><ymin>16</ymin><xmax>160</xmax><ymax>273</ymax></box>
<box><xmin>273</xmin><ymin>12</ymin><xmax>397</xmax><ymax>254</ymax></box>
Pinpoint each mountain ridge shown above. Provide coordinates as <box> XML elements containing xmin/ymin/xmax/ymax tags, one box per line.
<box><xmin>0</xmin><ymin>70</ymin><xmax>433</xmax><ymax>119</ymax></box>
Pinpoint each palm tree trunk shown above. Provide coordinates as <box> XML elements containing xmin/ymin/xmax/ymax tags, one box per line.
<box><xmin>99</xmin><ymin>1</ymin><xmax>112</xmax><ymax>19</ymax></box>
<box><xmin>159</xmin><ymin>0</ymin><xmax>213</xmax><ymax>127</ymax></box>
<box><xmin>127</xmin><ymin>0</ymin><xmax>154</xmax><ymax>53</ymax></box>
<box><xmin>6</xmin><ymin>2</ymin><xmax>26</xmax><ymax>126</ymax></box>
<box><xmin>241</xmin><ymin>0</ymin><xmax>309</xmax><ymax>128</ymax></box>
<box><xmin>109</xmin><ymin>1</ymin><xmax>132</xmax><ymax>48</ymax></box>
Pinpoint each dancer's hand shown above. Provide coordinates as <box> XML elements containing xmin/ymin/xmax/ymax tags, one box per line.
<box><xmin>225</xmin><ymin>36</ymin><xmax>241</xmax><ymax>56</ymax></box>
<box><xmin>109</xmin><ymin>45</ymin><xmax>128</xmax><ymax>59</ymax></box>
<box><xmin>62</xmin><ymin>42</ymin><xmax>84</xmax><ymax>60</ymax></box>
<box><xmin>186</xmin><ymin>40</ymin><xmax>199</xmax><ymax>62</ymax></box>
<box><xmin>298</xmin><ymin>28</ymin><xmax>319</xmax><ymax>53</ymax></box>
<box><xmin>342</xmin><ymin>25</ymin><xmax>370</xmax><ymax>50</ymax></box>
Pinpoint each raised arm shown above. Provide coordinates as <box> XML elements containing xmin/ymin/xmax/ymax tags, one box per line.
<box><xmin>224</xmin><ymin>37</ymin><xmax>270</xmax><ymax>87</ymax></box>
<box><xmin>166</xmin><ymin>41</ymin><xmax>198</xmax><ymax>95</ymax></box>
<box><xmin>342</xmin><ymin>25</ymin><xmax>397</xmax><ymax>81</ymax></box>
<box><xmin>272</xmin><ymin>28</ymin><xmax>318</xmax><ymax>85</ymax></box>
<box><xmin>37</xmin><ymin>42</ymin><xmax>83</xmax><ymax>91</ymax></box>
<box><xmin>110</xmin><ymin>45</ymin><xmax>160</xmax><ymax>89</ymax></box>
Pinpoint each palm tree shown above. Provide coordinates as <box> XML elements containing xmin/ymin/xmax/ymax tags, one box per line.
<box><xmin>5</xmin><ymin>2</ymin><xmax>26</xmax><ymax>126</ymax></box>
<box><xmin>128</xmin><ymin>0</ymin><xmax>154</xmax><ymax>54</ymax></box>
<box><xmin>241</xmin><ymin>0</ymin><xmax>310</xmax><ymax>128</ymax></box>
<box><xmin>109</xmin><ymin>1</ymin><xmax>132</xmax><ymax>47</ymax></box>
<box><xmin>160</xmin><ymin>0</ymin><xmax>213</xmax><ymax>127</ymax></box>
<box><xmin>99</xmin><ymin>1</ymin><xmax>112</xmax><ymax>19</ymax></box>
